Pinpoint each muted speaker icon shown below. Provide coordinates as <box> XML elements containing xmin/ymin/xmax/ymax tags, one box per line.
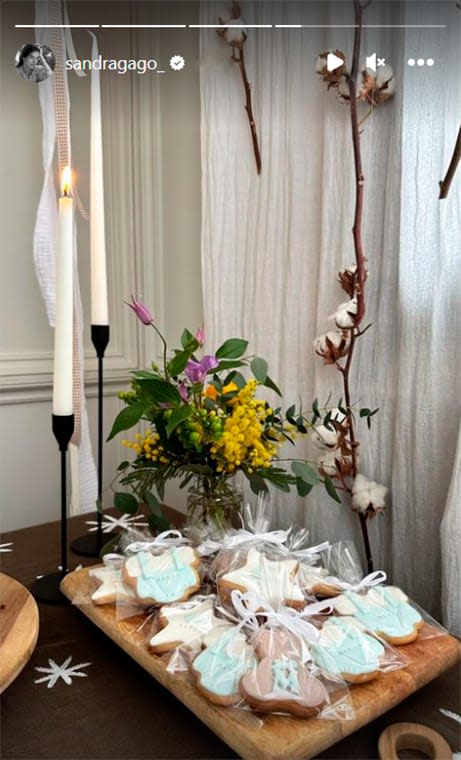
<box><xmin>366</xmin><ymin>53</ymin><xmax>377</xmax><ymax>72</ymax></box>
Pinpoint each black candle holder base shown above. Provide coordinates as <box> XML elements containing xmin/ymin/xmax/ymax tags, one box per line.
<box><xmin>70</xmin><ymin>531</ymin><xmax>118</xmax><ymax>557</ymax></box>
<box><xmin>30</xmin><ymin>572</ymin><xmax>70</xmax><ymax>605</ymax></box>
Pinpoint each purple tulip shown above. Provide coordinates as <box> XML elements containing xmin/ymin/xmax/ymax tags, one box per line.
<box><xmin>185</xmin><ymin>355</ymin><xmax>219</xmax><ymax>384</ymax></box>
<box><xmin>195</xmin><ymin>326</ymin><xmax>206</xmax><ymax>346</ymax></box>
<box><xmin>125</xmin><ymin>295</ymin><xmax>154</xmax><ymax>326</ymax></box>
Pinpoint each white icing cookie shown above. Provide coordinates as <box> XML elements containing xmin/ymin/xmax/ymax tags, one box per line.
<box><xmin>217</xmin><ymin>547</ymin><xmax>305</xmax><ymax>608</ymax></box>
<box><xmin>123</xmin><ymin>546</ymin><xmax>201</xmax><ymax>605</ymax></box>
<box><xmin>149</xmin><ymin>596</ymin><xmax>233</xmax><ymax>655</ymax></box>
<box><xmin>90</xmin><ymin>559</ymin><xmax>137</xmax><ymax>605</ymax></box>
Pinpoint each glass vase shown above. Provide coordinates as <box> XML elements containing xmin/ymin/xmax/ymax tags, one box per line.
<box><xmin>186</xmin><ymin>477</ymin><xmax>242</xmax><ymax>526</ymax></box>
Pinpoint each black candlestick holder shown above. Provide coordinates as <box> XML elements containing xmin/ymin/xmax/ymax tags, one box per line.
<box><xmin>30</xmin><ymin>414</ymin><xmax>74</xmax><ymax>604</ymax></box>
<box><xmin>71</xmin><ymin>325</ymin><xmax>116</xmax><ymax>557</ymax></box>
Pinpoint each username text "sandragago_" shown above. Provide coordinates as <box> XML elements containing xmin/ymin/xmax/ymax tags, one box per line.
<box><xmin>66</xmin><ymin>56</ymin><xmax>158</xmax><ymax>74</ymax></box>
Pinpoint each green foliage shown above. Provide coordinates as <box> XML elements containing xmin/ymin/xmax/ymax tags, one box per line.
<box><xmin>113</xmin><ymin>491</ymin><xmax>138</xmax><ymax>514</ymax></box>
<box><xmin>107</xmin><ymin>402</ymin><xmax>148</xmax><ymax>441</ymax></box>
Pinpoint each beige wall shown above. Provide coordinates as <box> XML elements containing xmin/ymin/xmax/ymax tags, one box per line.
<box><xmin>0</xmin><ymin>2</ymin><xmax>202</xmax><ymax>530</ymax></box>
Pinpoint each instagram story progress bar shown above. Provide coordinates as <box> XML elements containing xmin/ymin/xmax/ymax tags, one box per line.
<box><xmin>15</xmin><ymin>23</ymin><xmax>447</xmax><ymax>29</ymax></box>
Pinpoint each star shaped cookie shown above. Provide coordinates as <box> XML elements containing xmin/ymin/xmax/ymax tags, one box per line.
<box><xmin>149</xmin><ymin>596</ymin><xmax>233</xmax><ymax>655</ymax></box>
<box><xmin>90</xmin><ymin>562</ymin><xmax>137</xmax><ymax>605</ymax></box>
<box><xmin>217</xmin><ymin>547</ymin><xmax>305</xmax><ymax>608</ymax></box>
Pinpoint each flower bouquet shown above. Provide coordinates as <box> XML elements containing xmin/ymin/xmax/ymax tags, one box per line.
<box><xmin>108</xmin><ymin>298</ymin><xmax>323</xmax><ymax>529</ymax></box>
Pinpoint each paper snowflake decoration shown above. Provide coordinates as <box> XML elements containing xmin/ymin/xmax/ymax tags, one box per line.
<box><xmin>85</xmin><ymin>514</ymin><xmax>148</xmax><ymax>533</ymax></box>
<box><xmin>0</xmin><ymin>542</ymin><xmax>13</xmax><ymax>552</ymax></box>
<box><xmin>34</xmin><ymin>656</ymin><xmax>91</xmax><ymax>688</ymax></box>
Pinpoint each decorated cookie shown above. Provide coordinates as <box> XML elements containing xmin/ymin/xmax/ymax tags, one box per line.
<box><xmin>89</xmin><ymin>557</ymin><xmax>138</xmax><ymax>606</ymax></box>
<box><xmin>241</xmin><ymin>627</ymin><xmax>328</xmax><ymax>717</ymax></box>
<box><xmin>123</xmin><ymin>546</ymin><xmax>201</xmax><ymax>605</ymax></box>
<box><xmin>192</xmin><ymin>627</ymin><xmax>257</xmax><ymax>706</ymax></box>
<box><xmin>217</xmin><ymin>547</ymin><xmax>305</xmax><ymax>609</ymax></box>
<box><xmin>297</xmin><ymin>564</ymin><xmax>342</xmax><ymax>597</ymax></box>
<box><xmin>149</xmin><ymin>596</ymin><xmax>233</xmax><ymax>655</ymax></box>
<box><xmin>333</xmin><ymin>587</ymin><xmax>423</xmax><ymax>645</ymax></box>
<box><xmin>253</xmin><ymin>627</ymin><xmax>304</xmax><ymax>661</ymax></box>
<box><xmin>311</xmin><ymin>617</ymin><xmax>385</xmax><ymax>683</ymax></box>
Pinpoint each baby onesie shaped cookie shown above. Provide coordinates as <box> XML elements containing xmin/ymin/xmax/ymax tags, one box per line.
<box><xmin>192</xmin><ymin>627</ymin><xmax>257</xmax><ymax>706</ymax></box>
<box><xmin>241</xmin><ymin>628</ymin><xmax>328</xmax><ymax>718</ymax></box>
<box><xmin>311</xmin><ymin>617</ymin><xmax>385</xmax><ymax>683</ymax></box>
<box><xmin>123</xmin><ymin>546</ymin><xmax>201</xmax><ymax>605</ymax></box>
<box><xmin>218</xmin><ymin>547</ymin><xmax>305</xmax><ymax>609</ymax></box>
<box><xmin>90</xmin><ymin>558</ymin><xmax>138</xmax><ymax>606</ymax></box>
<box><xmin>149</xmin><ymin>596</ymin><xmax>233</xmax><ymax>655</ymax></box>
<box><xmin>334</xmin><ymin>586</ymin><xmax>423</xmax><ymax>645</ymax></box>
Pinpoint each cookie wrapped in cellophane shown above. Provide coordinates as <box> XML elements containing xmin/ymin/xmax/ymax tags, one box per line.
<box><xmin>230</xmin><ymin>590</ymin><xmax>354</xmax><ymax>720</ymax></box>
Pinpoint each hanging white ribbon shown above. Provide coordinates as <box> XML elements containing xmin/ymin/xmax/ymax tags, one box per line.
<box><xmin>321</xmin><ymin>570</ymin><xmax>387</xmax><ymax>594</ymax></box>
<box><xmin>228</xmin><ymin>590</ymin><xmax>330</xmax><ymax>663</ymax></box>
<box><xmin>286</xmin><ymin>540</ymin><xmax>331</xmax><ymax>562</ymax></box>
<box><xmin>125</xmin><ymin>530</ymin><xmax>190</xmax><ymax>554</ymax></box>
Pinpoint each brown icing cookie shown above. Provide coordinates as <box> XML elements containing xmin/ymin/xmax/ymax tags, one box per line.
<box><xmin>240</xmin><ymin>656</ymin><xmax>328</xmax><ymax>718</ymax></box>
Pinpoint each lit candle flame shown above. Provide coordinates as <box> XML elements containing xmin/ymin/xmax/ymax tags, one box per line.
<box><xmin>61</xmin><ymin>165</ymin><xmax>72</xmax><ymax>196</ymax></box>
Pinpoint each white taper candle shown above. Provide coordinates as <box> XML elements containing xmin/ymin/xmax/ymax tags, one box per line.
<box><xmin>53</xmin><ymin>166</ymin><xmax>74</xmax><ymax>415</ymax></box>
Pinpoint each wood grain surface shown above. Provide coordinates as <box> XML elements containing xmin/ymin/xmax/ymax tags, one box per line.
<box><xmin>61</xmin><ymin>567</ymin><xmax>461</xmax><ymax>760</ymax></box>
<box><xmin>0</xmin><ymin>572</ymin><xmax>39</xmax><ymax>694</ymax></box>
<box><xmin>378</xmin><ymin>722</ymin><xmax>453</xmax><ymax>759</ymax></box>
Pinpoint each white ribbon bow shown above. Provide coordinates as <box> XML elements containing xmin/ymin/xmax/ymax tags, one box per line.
<box><xmin>322</xmin><ymin>569</ymin><xmax>387</xmax><ymax>594</ymax></box>
<box><xmin>197</xmin><ymin>527</ymin><xmax>289</xmax><ymax>557</ymax></box>
<box><xmin>125</xmin><ymin>529</ymin><xmax>190</xmax><ymax>554</ymax></box>
<box><xmin>229</xmin><ymin>590</ymin><xmax>334</xmax><ymax>662</ymax></box>
<box><xmin>287</xmin><ymin>540</ymin><xmax>331</xmax><ymax>562</ymax></box>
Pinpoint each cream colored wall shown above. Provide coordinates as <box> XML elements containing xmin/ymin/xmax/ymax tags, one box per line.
<box><xmin>0</xmin><ymin>1</ymin><xmax>202</xmax><ymax>531</ymax></box>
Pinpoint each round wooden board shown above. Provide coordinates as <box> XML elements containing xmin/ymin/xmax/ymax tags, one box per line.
<box><xmin>0</xmin><ymin>572</ymin><xmax>39</xmax><ymax>694</ymax></box>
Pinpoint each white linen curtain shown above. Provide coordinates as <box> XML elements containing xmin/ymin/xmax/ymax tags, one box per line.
<box><xmin>200</xmin><ymin>1</ymin><xmax>461</xmax><ymax>632</ymax></box>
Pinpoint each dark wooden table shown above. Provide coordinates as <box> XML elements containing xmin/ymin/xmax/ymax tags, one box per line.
<box><xmin>1</xmin><ymin>511</ymin><xmax>460</xmax><ymax>760</ymax></box>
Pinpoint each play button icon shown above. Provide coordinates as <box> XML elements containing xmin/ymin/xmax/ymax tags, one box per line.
<box><xmin>327</xmin><ymin>52</ymin><xmax>345</xmax><ymax>72</ymax></box>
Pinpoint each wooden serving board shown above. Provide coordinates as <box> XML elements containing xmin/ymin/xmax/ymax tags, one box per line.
<box><xmin>61</xmin><ymin>568</ymin><xmax>461</xmax><ymax>760</ymax></box>
<box><xmin>0</xmin><ymin>572</ymin><xmax>39</xmax><ymax>694</ymax></box>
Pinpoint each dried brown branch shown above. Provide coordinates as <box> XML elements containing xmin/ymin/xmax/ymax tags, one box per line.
<box><xmin>342</xmin><ymin>0</ymin><xmax>374</xmax><ymax>573</ymax></box>
<box><xmin>218</xmin><ymin>1</ymin><xmax>262</xmax><ymax>175</ymax></box>
<box><xmin>439</xmin><ymin>125</ymin><xmax>461</xmax><ymax>199</ymax></box>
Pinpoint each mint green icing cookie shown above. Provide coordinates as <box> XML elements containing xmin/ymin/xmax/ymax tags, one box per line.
<box><xmin>136</xmin><ymin>548</ymin><xmax>197</xmax><ymax>603</ymax></box>
<box><xmin>193</xmin><ymin>628</ymin><xmax>256</xmax><ymax>703</ymax></box>
<box><xmin>343</xmin><ymin>588</ymin><xmax>422</xmax><ymax>639</ymax></box>
<box><xmin>312</xmin><ymin>617</ymin><xmax>385</xmax><ymax>677</ymax></box>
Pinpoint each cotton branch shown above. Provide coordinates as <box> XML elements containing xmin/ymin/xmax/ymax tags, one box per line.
<box><xmin>344</xmin><ymin>0</ymin><xmax>374</xmax><ymax>573</ymax></box>
<box><xmin>218</xmin><ymin>1</ymin><xmax>262</xmax><ymax>174</ymax></box>
<box><xmin>439</xmin><ymin>125</ymin><xmax>461</xmax><ymax>199</ymax></box>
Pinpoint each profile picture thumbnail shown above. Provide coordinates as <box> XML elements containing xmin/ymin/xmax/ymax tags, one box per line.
<box><xmin>15</xmin><ymin>42</ymin><xmax>56</xmax><ymax>83</ymax></box>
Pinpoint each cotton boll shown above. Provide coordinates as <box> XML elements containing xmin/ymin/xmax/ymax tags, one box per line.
<box><xmin>330</xmin><ymin>298</ymin><xmax>358</xmax><ymax>330</ymax></box>
<box><xmin>313</xmin><ymin>331</ymin><xmax>350</xmax><ymax>363</ymax></box>
<box><xmin>352</xmin><ymin>473</ymin><xmax>387</xmax><ymax>515</ymax></box>
<box><xmin>219</xmin><ymin>17</ymin><xmax>247</xmax><ymax>46</ymax></box>
<box><xmin>315</xmin><ymin>54</ymin><xmax>328</xmax><ymax>74</ymax></box>
<box><xmin>312</xmin><ymin>425</ymin><xmax>341</xmax><ymax>451</ymax></box>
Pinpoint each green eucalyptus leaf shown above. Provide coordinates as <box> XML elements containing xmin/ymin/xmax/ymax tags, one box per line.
<box><xmin>324</xmin><ymin>477</ymin><xmax>342</xmax><ymax>503</ymax></box>
<box><xmin>215</xmin><ymin>338</ymin><xmax>248</xmax><ymax>359</ymax></box>
<box><xmin>296</xmin><ymin>478</ymin><xmax>313</xmax><ymax>498</ymax></box>
<box><xmin>117</xmin><ymin>460</ymin><xmax>130</xmax><ymax>472</ymax></box>
<box><xmin>214</xmin><ymin>360</ymin><xmax>245</xmax><ymax>374</ymax></box>
<box><xmin>148</xmin><ymin>512</ymin><xmax>171</xmax><ymax>532</ymax></box>
<box><xmin>107</xmin><ymin>402</ymin><xmax>148</xmax><ymax>441</ymax></box>
<box><xmin>263</xmin><ymin>375</ymin><xmax>282</xmax><ymax>397</ymax></box>
<box><xmin>248</xmin><ymin>473</ymin><xmax>269</xmax><ymax>495</ymax></box>
<box><xmin>251</xmin><ymin>356</ymin><xmax>268</xmax><ymax>383</ymax></box>
<box><xmin>114</xmin><ymin>491</ymin><xmax>139</xmax><ymax>514</ymax></box>
<box><xmin>360</xmin><ymin>408</ymin><xmax>371</xmax><ymax>418</ymax></box>
<box><xmin>291</xmin><ymin>460</ymin><xmax>320</xmax><ymax>486</ymax></box>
